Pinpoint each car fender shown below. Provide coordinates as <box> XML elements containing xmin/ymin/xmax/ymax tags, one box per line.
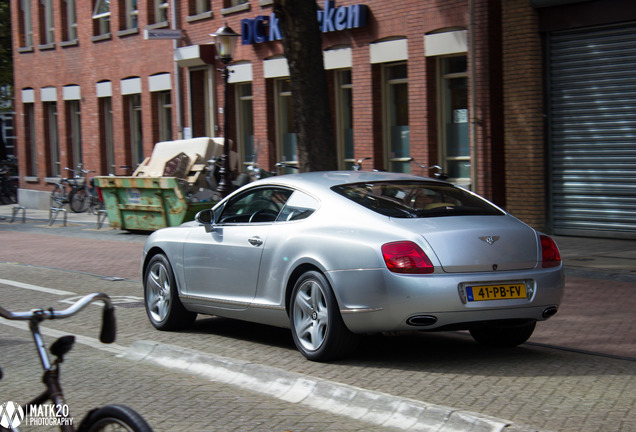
<box><xmin>142</xmin><ymin>227</ymin><xmax>188</xmax><ymax>295</ymax></box>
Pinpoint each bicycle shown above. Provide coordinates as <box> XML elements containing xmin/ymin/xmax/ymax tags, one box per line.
<box><xmin>50</xmin><ymin>176</ymin><xmax>71</xmax><ymax>209</ymax></box>
<box><xmin>66</xmin><ymin>166</ymin><xmax>92</xmax><ymax>214</ymax></box>
<box><xmin>50</xmin><ymin>167</ymin><xmax>97</xmax><ymax>213</ymax></box>
<box><xmin>0</xmin><ymin>293</ymin><xmax>153</xmax><ymax>432</ymax></box>
<box><xmin>71</xmin><ymin>173</ymin><xmax>104</xmax><ymax>215</ymax></box>
<box><xmin>0</xmin><ymin>158</ymin><xmax>18</xmax><ymax>204</ymax></box>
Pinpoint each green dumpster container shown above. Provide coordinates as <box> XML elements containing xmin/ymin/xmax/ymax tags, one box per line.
<box><xmin>94</xmin><ymin>176</ymin><xmax>215</xmax><ymax>231</ymax></box>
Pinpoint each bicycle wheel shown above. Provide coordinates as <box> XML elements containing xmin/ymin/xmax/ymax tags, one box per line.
<box><xmin>78</xmin><ymin>405</ymin><xmax>153</xmax><ymax>432</ymax></box>
<box><xmin>50</xmin><ymin>184</ymin><xmax>67</xmax><ymax>207</ymax></box>
<box><xmin>70</xmin><ymin>188</ymin><xmax>90</xmax><ymax>213</ymax></box>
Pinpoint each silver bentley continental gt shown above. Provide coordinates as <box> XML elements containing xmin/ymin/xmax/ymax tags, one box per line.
<box><xmin>142</xmin><ymin>171</ymin><xmax>564</xmax><ymax>361</ymax></box>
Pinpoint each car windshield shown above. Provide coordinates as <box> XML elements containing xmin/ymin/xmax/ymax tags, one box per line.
<box><xmin>332</xmin><ymin>181</ymin><xmax>505</xmax><ymax>218</ymax></box>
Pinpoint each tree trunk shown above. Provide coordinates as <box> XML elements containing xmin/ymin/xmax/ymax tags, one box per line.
<box><xmin>273</xmin><ymin>0</ymin><xmax>337</xmax><ymax>172</ymax></box>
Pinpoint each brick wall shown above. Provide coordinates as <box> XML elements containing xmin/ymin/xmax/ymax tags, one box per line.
<box><xmin>501</xmin><ymin>0</ymin><xmax>546</xmax><ymax>230</ymax></box>
<box><xmin>13</xmin><ymin>0</ymin><xmax>505</xmax><ymax>205</ymax></box>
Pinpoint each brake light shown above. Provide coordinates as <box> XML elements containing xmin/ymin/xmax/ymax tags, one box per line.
<box><xmin>382</xmin><ymin>241</ymin><xmax>434</xmax><ymax>274</ymax></box>
<box><xmin>540</xmin><ymin>235</ymin><xmax>561</xmax><ymax>268</ymax></box>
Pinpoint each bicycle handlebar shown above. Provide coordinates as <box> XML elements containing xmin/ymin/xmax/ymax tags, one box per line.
<box><xmin>0</xmin><ymin>293</ymin><xmax>117</xmax><ymax>344</ymax></box>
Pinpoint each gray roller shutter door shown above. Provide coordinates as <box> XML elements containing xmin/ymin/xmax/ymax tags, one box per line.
<box><xmin>548</xmin><ymin>22</ymin><xmax>636</xmax><ymax>239</ymax></box>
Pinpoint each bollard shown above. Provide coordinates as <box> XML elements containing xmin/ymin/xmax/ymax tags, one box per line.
<box><xmin>11</xmin><ymin>206</ymin><xmax>26</xmax><ymax>223</ymax></box>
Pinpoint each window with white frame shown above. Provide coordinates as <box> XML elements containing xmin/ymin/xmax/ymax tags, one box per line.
<box><xmin>152</xmin><ymin>0</ymin><xmax>169</xmax><ymax>24</ymax></box>
<box><xmin>189</xmin><ymin>68</ymin><xmax>213</xmax><ymax>138</ymax></box>
<box><xmin>191</xmin><ymin>0</ymin><xmax>211</xmax><ymax>15</ymax></box>
<box><xmin>126</xmin><ymin>94</ymin><xmax>143</xmax><ymax>166</ymax></box>
<box><xmin>92</xmin><ymin>0</ymin><xmax>110</xmax><ymax>36</ymax></box>
<box><xmin>123</xmin><ymin>0</ymin><xmax>139</xmax><ymax>30</ymax></box>
<box><xmin>157</xmin><ymin>91</ymin><xmax>172</xmax><ymax>142</ymax></box>
<box><xmin>439</xmin><ymin>55</ymin><xmax>469</xmax><ymax>182</ymax></box>
<box><xmin>66</xmin><ymin>100</ymin><xmax>82</xmax><ymax>169</ymax></box>
<box><xmin>20</xmin><ymin>0</ymin><xmax>33</xmax><ymax>48</ymax></box>
<box><xmin>336</xmin><ymin>69</ymin><xmax>354</xmax><ymax>170</ymax></box>
<box><xmin>227</xmin><ymin>0</ymin><xmax>248</xmax><ymax>7</ymax></box>
<box><xmin>276</xmin><ymin>78</ymin><xmax>297</xmax><ymax>172</ymax></box>
<box><xmin>384</xmin><ymin>62</ymin><xmax>409</xmax><ymax>173</ymax></box>
<box><xmin>98</xmin><ymin>97</ymin><xmax>115</xmax><ymax>174</ymax></box>
<box><xmin>44</xmin><ymin>101</ymin><xmax>60</xmax><ymax>177</ymax></box>
<box><xmin>40</xmin><ymin>0</ymin><xmax>55</xmax><ymax>45</ymax></box>
<box><xmin>24</xmin><ymin>102</ymin><xmax>37</xmax><ymax>176</ymax></box>
<box><xmin>236</xmin><ymin>83</ymin><xmax>254</xmax><ymax>168</ymax></box>
<box><xmin>62</xmin><ymin>0</ymin><xmax>78</xmax><ymax>42</ymax></box>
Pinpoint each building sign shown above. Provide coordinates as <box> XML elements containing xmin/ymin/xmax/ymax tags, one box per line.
<box><xmin>241</xmin><ymin>1</ymin><xmax>369</xmax><ymax>45</ymax></box>
<box><xmin>144</xmin><ymin>28</ymin><xmax>183</xmax><ymax>40</ymax></box>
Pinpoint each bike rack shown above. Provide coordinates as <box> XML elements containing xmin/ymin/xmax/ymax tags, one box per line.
<box><xmin>96</xmin><ymin>209</ymin><xmax>108</xmax><ymax>229</ymax></box>
<box><xmin>11</xmin><ymin>206</ymin><xmax>26</xmax><ymax>223</ymax></box>
<box><xmin>48</xmin><ymin>206</ymin><xmax>68</xmax><ymax>226</ymax></box>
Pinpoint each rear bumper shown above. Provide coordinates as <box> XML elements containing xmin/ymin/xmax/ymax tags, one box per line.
<box><xmin>328</xmin><ymin>266</ymin><xmax>565</xmax><ymax>334</ymax></box>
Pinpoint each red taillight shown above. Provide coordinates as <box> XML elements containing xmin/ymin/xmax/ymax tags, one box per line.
<box><xmin>382</xmin><ymin>241</ymin><xmax>434</xmax><ymax>274</ymax></box>
<box><xmin>541</xmin><ymin>235</ymin><xmax>561</xmax><ymax>268</ymax></box>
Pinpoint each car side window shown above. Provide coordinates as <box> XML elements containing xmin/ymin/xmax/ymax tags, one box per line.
<box><xmin>277</xmin><ymin>191</ymin><xmax>319</xmax><ymax>222</ymax></box>
<box><xmin>219</xmin><ymin>187</ymin><xmax>293</xmax><ymax>224</ymax></box>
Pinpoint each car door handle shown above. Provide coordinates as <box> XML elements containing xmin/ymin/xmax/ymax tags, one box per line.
<box><xmin>248</xmin><ymin>236</ymin><xmax>263</xmax><ymax>247</ymax></box>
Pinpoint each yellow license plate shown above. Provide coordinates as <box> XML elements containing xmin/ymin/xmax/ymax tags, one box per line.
<box><xmin>466</xmin><ymin>283</ymin><xmax>527</xmax><ymax>302</ymax></box>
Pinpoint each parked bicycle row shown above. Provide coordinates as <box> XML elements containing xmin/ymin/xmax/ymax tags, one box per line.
<box><xmin>50</xmin><ymin>165</ymin><xmax>104</xmax><ymax>215</ymax></box>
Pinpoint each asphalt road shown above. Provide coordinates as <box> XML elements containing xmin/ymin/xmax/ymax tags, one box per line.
<box><xmin>1</xmin><ymin>211</ymin><xmax>635</xmax><ymax>431</ymax></box>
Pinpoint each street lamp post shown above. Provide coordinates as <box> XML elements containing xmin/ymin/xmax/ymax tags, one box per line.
<box><xmin>210</xmin><ymin>24</ymin><xmax>240</xmax><ymax>197</ymax></box>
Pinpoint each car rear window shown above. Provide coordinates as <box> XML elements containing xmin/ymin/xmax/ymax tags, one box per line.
<box><xmin>332</xmin><ymin>181</ymin><xmax>505</xmax><ymax>218</ymax></box>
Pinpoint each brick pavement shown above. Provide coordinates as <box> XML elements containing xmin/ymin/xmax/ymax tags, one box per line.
<box><xmin>0</xmin><ymin>326</ymin><xmax>392</xmax><ymax>432</ymax></box>
<box><xmin>1</xmin><ymin>206</ymin><xmax>635</xmax><ymax>431</ymax></box>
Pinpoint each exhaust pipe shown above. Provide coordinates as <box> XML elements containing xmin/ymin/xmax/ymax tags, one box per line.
<box><xmin>406</xmin><ymin>315</ymin><xmax>438</xmax><ymax>326</ymax></box>
<box><xmin>542</xmin><ymin>306</ymin><xmax>558</xmax><ymax>319</ymax></box>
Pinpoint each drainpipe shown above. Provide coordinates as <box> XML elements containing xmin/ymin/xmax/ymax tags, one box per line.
<box><xmin>469</xmin><ymin>0</ymin><xmax>478</xmax><ymax>192</ymax></box>
<box><xmin>172</xmin><ymin>1</ymin><xmax>183</xmax><ymax>139</ymax></box>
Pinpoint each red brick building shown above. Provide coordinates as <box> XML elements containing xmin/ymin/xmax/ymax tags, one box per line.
<box><xmin>11</xmin><ymin>0</ymin><xmax>636</xmax><ymax>238</ymax></box>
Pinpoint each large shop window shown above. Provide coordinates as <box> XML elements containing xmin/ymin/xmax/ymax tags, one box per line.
<box><xmin>236</xmin><ymin>83</ymin><xmax>254</xmax><ymax>168</ymax></box>
<box><xmin>439</xmin><ymin>55</ymin><xmax>469</xmax><ymax>183</ymax></box>
<box><xmin>276</xmin><ymin>78</ymin><xmax>297</xmax><ymax>171</ymax></box>
<box><xmin>336</xmin><ymin>69</ymin><xmax>354</xmax><ymax>170</ymax></box>
<box><xmin>384</xmin><ymin>63</ymin><xmax>409</xmax><ymax>173</ymax></box>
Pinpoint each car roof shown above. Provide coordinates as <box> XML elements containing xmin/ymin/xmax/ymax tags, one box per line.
<box><xmin>249</xmin><ymin>170</ymin><xmax>444</xmax><ymax>195</ymax></box>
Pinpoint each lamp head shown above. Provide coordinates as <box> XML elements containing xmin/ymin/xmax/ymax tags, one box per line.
<box><xmin>211</xmin><ymin>24</ymin><xmax>240</xmax><ymax>64</ymax></box>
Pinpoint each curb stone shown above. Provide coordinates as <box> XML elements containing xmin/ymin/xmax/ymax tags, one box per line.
<box><xmin>120</xmin><ymin>340</ymin><xmax>543</xmax><ymax>432</ymax></box>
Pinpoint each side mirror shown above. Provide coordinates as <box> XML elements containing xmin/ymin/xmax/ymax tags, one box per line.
<box><xmin>195</xmin><ymin>209</ymin><xmax>216</xmax><ymax>226</ymax></box>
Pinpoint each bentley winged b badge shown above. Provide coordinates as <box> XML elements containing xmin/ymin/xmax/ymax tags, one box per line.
<box><xmin>479</xmin><ymin>235</ymin><xmax>500</xmax><ymax>245</ymax></box>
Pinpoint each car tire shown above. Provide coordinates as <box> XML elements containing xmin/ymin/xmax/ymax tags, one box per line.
<box><xmin>290</xmin><ymin>270</ymin><xmax>358</xmax><ymax>361</ymax></box>
<box><xmin>144</xmin><ymin>254</ymin><xmax>196</xmax><ymax>330</ymax></box>
<box><xmin>469</xmin><ymin>321</ymin><xmax>536</xmax><ymax>347</ymax></box>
